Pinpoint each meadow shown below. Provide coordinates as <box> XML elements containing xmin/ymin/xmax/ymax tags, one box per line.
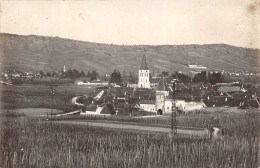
<box><xmin>0</xmin><ymin>84</ymin><xmax>94</xmax><ymax>112</ymax></box>
<box><xmin>0</xmin><ymin>114</ymin><xmax>258</xmax><ymax>168</ymax></box>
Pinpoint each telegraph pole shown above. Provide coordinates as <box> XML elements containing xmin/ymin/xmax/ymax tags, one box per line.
<box><xmin>50</xmin><ymin>84</ymin><xmax>55</xmax><ymax>123</ymax></box>
<box><xmin>171</xmin><ymin>81</ymin><xmax>177</xmax><ymax>137</ymax></box>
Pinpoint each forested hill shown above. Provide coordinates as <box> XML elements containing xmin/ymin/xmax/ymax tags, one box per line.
<box><xmin>0</xmin><ymin>33</ymin><xmax>259</xmax><ymax>74</ymax></box>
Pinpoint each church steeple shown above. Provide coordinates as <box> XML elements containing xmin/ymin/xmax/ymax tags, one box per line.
<box><xmin>140</xmin><ymin>54</ymin><xmax>149</xmax><ymax>70</ymax></box>
<box><xmin>138</xmin><ymin>54</ymin><xmax>150</xmax><ymax>88</ymax></box>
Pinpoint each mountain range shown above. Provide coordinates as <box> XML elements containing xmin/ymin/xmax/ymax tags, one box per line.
<box><xmin>0</xmin><ymin>33</ymin><xmax>259</xmax><ymax>74</ymax></box>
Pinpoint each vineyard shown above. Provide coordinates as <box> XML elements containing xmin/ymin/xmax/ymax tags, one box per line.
<box><xmin>0</xmin><ymin>111</ymin><xmax>259</xmax><ymax>168</ymax></box>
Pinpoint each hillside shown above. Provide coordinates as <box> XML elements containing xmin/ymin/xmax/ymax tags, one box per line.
<box><xmin>0</xmin><ymin>33</ymin><xmax>259</xmax><ymax>74</ymax></box>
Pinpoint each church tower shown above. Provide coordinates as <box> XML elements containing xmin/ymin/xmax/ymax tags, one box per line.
<box><xmin>138</xmin><ymin>54</ymin><xmax>150</xmax><ymax>88</ymax></box>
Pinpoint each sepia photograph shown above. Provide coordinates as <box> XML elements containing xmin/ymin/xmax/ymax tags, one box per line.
<box><xmin>0</xmin><ymin>0</ymin><xmax>259</xmax><ymax>167</ymax></box>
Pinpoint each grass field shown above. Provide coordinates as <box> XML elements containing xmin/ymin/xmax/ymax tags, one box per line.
<box><xmin>0</xmin><ymin>115</ymin><xmax>258</xmax><ymax>168</ymax></box>
<box><xmin>0</xmin><ymin>84</ymin><xmax>94</xmax><ymax>112</ymax></box>
<box><xmin>53</xmin><ymin>110</ymin><xmax>260</xmax><ymax>138</ymax></box>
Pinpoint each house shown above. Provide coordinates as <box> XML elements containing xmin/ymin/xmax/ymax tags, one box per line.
<box><xmin>212</xmin><ymin>95</ymin><xmax>231</xmax><ymax>107</ymax></box>
<box><xmin>109</xmin><ymin>88</ymin><xmax>126</xmax><ymax>100</ymax></box>
<box><xmin>77</xmin><ymin>81</ymin><xmax>109</xmax><ymax>86</ymax></box>
<box><xmin>164</xmin><ymin>96</ymin><xmax>173</xmax><ymax>113</ymax></box>
<box><xmin>12</xmin><ymin>73</ymin><xmax>21</xmax><ymax>78</ymax></box>
<box><xmin>218</xmin><ymin>86</ymin><xmax>241</xmax><ymax>93</ymax></box>
<box><xmin>82</xmin><ymin>103</ymin><xmax>115</xmax><ymax>115</ymax></box>
<box><xmin>139</xmin><ymin>100</ymin><xmax>156</xmax><ymax>112</ymax></box>
<box><xmin>100</xmin><ymin>104</ymin><xmax>116</xmax><ymax>115</ymax></box>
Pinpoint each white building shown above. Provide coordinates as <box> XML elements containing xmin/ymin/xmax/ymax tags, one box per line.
<box><xmin>63</xmin><ymin>65</ymin><xmax>66</xmax><ymax>72</ymax></box>
<box><xmin>139</xmin><ymin>100</ymin><xmax>156</xmax><ymax>112</ymax></box>
<box><xmin>138</xmin><ymin>54</ymin><xmax>150</xmax><ymax>88</ymax></box>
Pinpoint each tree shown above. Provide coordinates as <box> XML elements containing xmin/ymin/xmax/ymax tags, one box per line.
<box><xmin>171</xmin><ymin>72</ymin><xmax>191</xmax><ymax>83</ymax></box>
<box><xmin>162</xmin><ymin>71</ymin><xmax>169</xmax><ymax>77</ymax></box>
<box><xmin>39</xmin><ymin>71</ymin><xmax>45</xmax><ymax>77</ymax></box>
<box><xmin>110</xmin><ymin>69</ymin><xmax>122</xmax><ymax>83</ymax></box>
<box><xmin>90</xmin><ymin>70</ymin><xmax>99</xmax><ymax>81</ymax></box>
<box><xmin>192</xmin><ymin>71</ymin><xmax>207</xmax><ymax>83</ymax></box>
<box><xmin>87</xmin><ymin>71</ymin><xmax>91</xmax><ymax>78</ymax></box>
<box><xmin>80</xmin><ymin>70</ymin><xmax>85</xmax><ymax>77</ymax></box>
<box><xmin>46</xmin><ymin>72</ymin><xmax>51</xmax><ymax>77</ymax></box>
<box><xmin>208</xmin><ymin>72</ymin><xmax>222</xmax><ymax>84</ymax></box>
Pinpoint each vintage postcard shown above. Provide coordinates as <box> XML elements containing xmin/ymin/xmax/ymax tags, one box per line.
<box><xmin>0</xmin><ymin>0</ymin><xmax>259</xmax><ymax>167</ymax></box>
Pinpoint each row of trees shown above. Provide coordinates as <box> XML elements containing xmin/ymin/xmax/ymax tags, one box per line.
<box><xmin>39</xmin><ymin>69</ymin><xmax>86</xmax><ymax>79</ymax></box>
<box><xmin>62</xmin><ymin>69</ymin><xmax>86</xmax><ymax>79</ymax></box>
<box><xmin>171</xmin><ymin>72</ymin><xmax>191</xmax><ymax>83</ymax></box>
<box><xmin>38</xmin><ymin>69</ymin><xmax>100</xmax><ymax>81</ymax></box>
<box><xmin>38</xmin><ymin>68</ymin><xmax>224</xmax><ymax>84</ymax></box>
<box><xmin>109</xmin><ymin>69</ymin><xmax>224</xmax><ymax>84</ymax></box>
<box><xmin>192</xmin><ymin>71</ymin><xmax>224</xmax><ymax>84</ymax></box>
<box><xmin>86</xmin><ymin>70</ymin><xmax>99</xmax><ymax>81</ymax></box>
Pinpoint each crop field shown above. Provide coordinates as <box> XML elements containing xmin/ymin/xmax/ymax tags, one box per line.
<box><xmin>0</xmin><ymin>84</ymin><xmax>94</xmax><ymax>112</ymax></box>
<box><xmin>0</xmin><ymin>114</ymin><xmax>259</xmax><ymax>168</ymax></box>
<box><xmin>54</xmin><ymin>110</ymin><xmax>260</xmax><ymax>137</ymax></box>
<box><xmin>0</xmin><ymin>84</ymin><xmax>259</xmax><ymax>167</ymax></box>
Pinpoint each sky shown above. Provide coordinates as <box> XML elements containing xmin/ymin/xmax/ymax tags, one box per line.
<box><xmin>0</xmin><ymin>0</ymin><xmax>260</xmax><ymax>48</ymax></box>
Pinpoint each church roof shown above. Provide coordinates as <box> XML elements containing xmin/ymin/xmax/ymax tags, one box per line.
<box><xmin>157</xmin><ymin>77</ymin><xmax>170</xmax><ymax>91</ymax></box>
<box><xmin>140</xmin><ymin>54</ymin><xmax>149</xmax><ymax>70</ymax></box>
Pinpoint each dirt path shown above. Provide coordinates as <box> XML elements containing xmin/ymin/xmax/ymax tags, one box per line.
<box><xmin>54</xmin><ymin>120</ymin><xmax>209</xmax><ymax>137</ymax></box>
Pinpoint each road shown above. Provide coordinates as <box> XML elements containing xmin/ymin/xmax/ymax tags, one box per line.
<box><xmin>54</xmin><ymin>120</ymin><xmax>209</xmax><ymax>137</ymax></box>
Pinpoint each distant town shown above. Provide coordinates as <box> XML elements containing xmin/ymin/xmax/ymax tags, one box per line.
<box><xmin>1</xmin><ymin>54</ymin><xmax>260</xmax><ymax>115</ymax></box>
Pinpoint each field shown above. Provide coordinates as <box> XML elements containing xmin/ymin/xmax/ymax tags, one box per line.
<box><xmin>0</xmin><ymin>84</ymin><xmax>259</xmax><ymax>167</ymax></box>
<box><xmin>53</xmin><ymin>109</ymin><xmax>260</xmax><ymax>137</ymax></box>
<box><xmin>0</xmin><ymin>84</ymin><xmax>94</xmax><ymax>112</ymax></box>
<box><xmin>0</xmin><ymin>113</ymin><xmax>259</xmax><ymax>168</ymax></box>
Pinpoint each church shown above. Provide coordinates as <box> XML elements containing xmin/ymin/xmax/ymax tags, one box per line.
<box><xmin>138</xmin><ymin>54</ymin><xmax>150</xmax><ymax>88</ymax></box>
<box><xmin>137</xmin><ymin>54</ymin><xmax>173</xmax><ymax>115</ymax></box>
<box><xmin>137</xmin><ymin>55</ymin><xmax>206</xmax><ymax>114</ymax></box>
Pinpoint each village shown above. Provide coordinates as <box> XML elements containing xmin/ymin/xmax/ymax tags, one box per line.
<box><xmin>72</xmin><ymin>55</ymin><xmax>260</xmax><ymax>116</ymax></box>
<box><xmin>1</xmin><ymin>0</ymin><xmax>260</xmax><ymax>166</ymax></box>
<box><xmin>1</xmin><ymin>54</ymin><xmax>260</xmax><ymax>116</ymax></box>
